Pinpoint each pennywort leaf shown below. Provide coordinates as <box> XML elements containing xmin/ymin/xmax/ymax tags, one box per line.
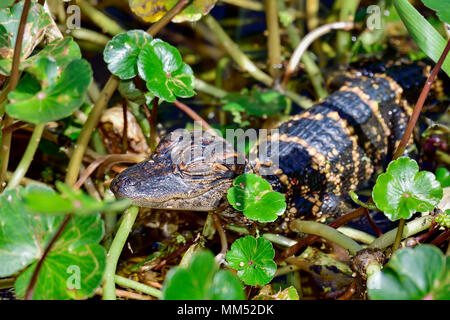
<box><xmin>227</xmin><ymin>173</ymin><xmax>286</xmax><ymax>223</ymax></box>
<box><xmin>137</xmin><ymin>40</ymin><xmax>195</xmax><ymax>102</ymax></box>
<box><xmin>162</xmin><ymin>250</ymin><xmax>244</xmax><ymax>300</ymax></box>
<box><xmin>372</xmin><ymin>157</ymin><xmax>443</xmax><ymax>221</ymax></box>
<box><xmin>104</xmin><ymin>30</ymin><xmax>153</xmax><ymax>80</ymax></box>
<box><xmin>436</xmin><ymin>167</ymin><xmax>450</xmax><ymax>188</ymax></box>
<box><xmin>0</xmin><ymin>186</ymin><xmax>106</xmax><ymax>299</ymax></box>
<box><xmin>368</xmin><ymin>245</ymin><xmax>449</xmax><ymax>300</ymax></box>
<box><xmin>6</xmin><ymin>59</ymin><xmax>92</xmax><ymax>124</ymax></box>
<box><xmin>226</xmin><ymin>236</ymin><xmax>276</xmax><ymax>286</ymax></box>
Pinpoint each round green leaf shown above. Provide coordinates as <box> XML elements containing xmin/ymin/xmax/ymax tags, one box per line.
<box><xmin>162</xmin><ymin>250</ymin><xmax>244</xmax><ymax>300</ymax></box>
<box><xmin>226</xmin><ymin>236</ymin><xmax>276</xmax><ymax>286</ymax></box>
<box><xmin>436</xmin><ymin>167</ymin><xmax>450</xmax><ymax>188</ymax></box>
<box><xmin>227</xmin><ymin>173</ymin><xmax>286</xmax><ymax>223</ymax></box>
<box><xmin>372</xmin><ymin>157</ymin><xmax>443</xmax><ymax>221</ymax></box>
<box><xmin>104</xmin><ymin>30</ymin><xmax>153</xmax><ymax>80</ymax></box>
<box><xmin>0</xmin><ymin>186</ymin><xmax>106</xmax><ymax>299</ymax></box>
<box><xmin>137</xmin><ymin>40</ymin><xmax>195</xmax><ymax>102</ymax></box>
<box><xmin>6</xmin><ymin>59</ymin><xmax>92</xmax><ymax>124</ymax></box>
<box><xmin>368</xmin><ymin>245</ymin><xmax>449</xmax><ymax>300</ymax></box>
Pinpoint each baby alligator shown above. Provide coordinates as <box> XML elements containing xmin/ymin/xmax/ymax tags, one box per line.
<box><xmin>111</xmin><ymin>63</ymin><xmax>429</xmax><ymax>231</ymax></box>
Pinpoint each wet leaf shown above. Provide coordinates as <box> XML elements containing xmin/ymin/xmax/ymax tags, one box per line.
<box><xmin>226</xmin><ymin>236</ymin><xmax>276</xmax><ymax>286</ymax></box>
<box><xmin>162</xmin><ymin>250</ymin><xmax>244</xmax><ymax>300</ymax></box>
<box><xmin>129</xmin><ymin>0</ymin><xmax>217</xmax><ymax>23</ymax></box>
<box><xmin>372</xmin><ymin>157</ymin><xmax>443</xmax><ymax>221</ymax></box>
<box><xmin>0</xmin><ymin>186</ymin><xmax>106</xmax><ymax>300</ymax></box>
<box><xmin>227</xmin><ymin>173</ymin><xmax>286</xmax><ymax>223</ymax></box>
<box><xmin>368</xmin><ymin>245</ymin><xmax>449</xmax><ymax>300</ymax></box>
<box><xmin>137</xmin><ymin>39</ymin><xmax>195</xmax><ymax>102</ymax></box>
<box><xmin>0</xmin><ymin>2</ymin><xmax>51</xmax><ymax>74</ymax></box>
<box><xmin>104</xmin><ymin>30</ymin><xmax>153</xmax><ymax>80</ymax></box>
<box><xmin>6</xmin><ymin>59</ymin><xmax>92</xmax><ymax>124</ymax></box>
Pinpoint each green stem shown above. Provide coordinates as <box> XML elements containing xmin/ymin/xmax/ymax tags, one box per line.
<box><xmin>67</xmin><ymin>27</ymin><xmax>110</xmax><ymax>46</ymax></box>
<box><xmin>369</xmin><ymin>215</ymin><xmax>434</xmax><ymax>250</ymax></box>
<box><xmin>222</xmin><ymin>0</ymin><xmax>264</xmax><ymax>11</ymax></box>
<box><xmin>103</xmin><ymin>205</ymin><xmax>140</xmax><ymax>300</ymax></box>
<box><xmin>194</xmin><ymin>78</ymin><xmax>227</xmax><ymax>98</ymax></box>
<box><xmin>77</xmin><ymin>0</ymin><xmax>125</xmax><ymax>36</ymax></box>
<box><xmin>277</xmin><ymin>0</ymin><xmax>327</xmax><ymax>99</ymax></box>
<box><xmin>336</xmin><ymin>0</ymin><xmax>359</xmax><ymax>58</ymax></box>
<box><xmin>225</xmin><ymin>224</ymin><xmax>250</xmax><ymax>235</ymax></box>
<box><xmin>0</xmin><ymin>0</ymin><xmax>31</xmax><ymax>191</ymax></box>
<box><xmin>6</xmin><ymin>123</ymin><xmax>45</xmax><ymax>190</ymax></box>
<box><xmin>264</xmin><ymin>0</ymin><xmax>282</xmax><ymax>80</ymax></box>
<box><xmin>284</xmin><ymin>89</ymin><xmax>314</xmax><ymax>109</ymax></box>
<box><xmin>392</xmin><ymin>218</ymin><xmax>405</xmax><ymax>253</ymax></box>
<box><xmin>337</xmin><ymin>226</ymin><xmax>376</xmax><ymax>244</ymax></box>
<box><xmin>262</xmin><ymin>233</ymin><xmax>297</xmax><ymax>247</ymax></box>
<box><xmin>5</xmin><ymin>171</ymin><xmax>48</xmax><ymax>187</ymax></box>
<box><xmin>114</xmin><ymin>275</ymin><xmax>162</xmax><ymax>299</ymax></box>
<box><xmin>65</xmin><ymin>76</ymin><xmax>120</xmax><ymax>186</ymax></box>
<box><xmin>203</xmin><ymin>15</ymin><xmax>273</xmax><ymax>87</ymax></box>
<box><xmin>0</xmin><ymin>277</ymin><xmax>15</xmax><ymax>289</ymax></box>
<box><xmin>290</xmin><ymin>220</ymin><xmax>363</xmax><ymax>255</ymax></box>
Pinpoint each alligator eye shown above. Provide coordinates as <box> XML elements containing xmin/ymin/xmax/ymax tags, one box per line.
<box><xmin>182</xmin><ymin>162</ymin><xmax>214</xmax><ymax>177</ymax></box>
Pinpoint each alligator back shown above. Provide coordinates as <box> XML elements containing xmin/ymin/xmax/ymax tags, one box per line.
<box><xmin>251</xmin><ymin>72</ymin><xmax>412</xmax><ymax>223</ymax></box>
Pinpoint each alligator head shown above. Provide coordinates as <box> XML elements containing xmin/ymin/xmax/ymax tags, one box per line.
<box><xmin>110</xmin><ymin>130</ymin><xmax>248</xmax><ymax>211</ymax></box>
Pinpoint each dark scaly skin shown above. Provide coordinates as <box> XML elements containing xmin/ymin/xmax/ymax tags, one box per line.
<box><xmin>111</xmin><ymin>67</ymin><xmax>422</xmax><ymax>230</ymax></box>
